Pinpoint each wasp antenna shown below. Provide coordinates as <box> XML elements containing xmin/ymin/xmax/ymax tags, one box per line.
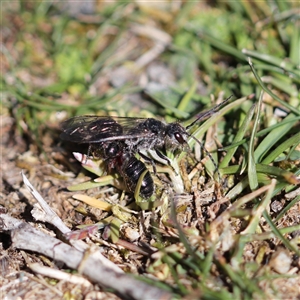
<box><xmin>187</xmin><ymin>134</ymin><xmax>222</xmax><ymax>185</ymax></box>
<box><xmin>186</xmin><ymin>95</ymin><xmax>233</xmax><ymax>130</ymax></box>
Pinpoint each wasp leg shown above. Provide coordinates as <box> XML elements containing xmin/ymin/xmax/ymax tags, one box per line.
<box><xmin>83</xmin><ymin>144</ymin><xmax>93</xmax><ymax>164</ymax></box>
<box><xmin>138</xmin><ymin>151</ymin><xmax>157</xmax><ymax>174</ymax></box>
<box><xmin>154</xmin><ymin>149</ymin><xmax>171</xmax><ymax>166</ymax></box>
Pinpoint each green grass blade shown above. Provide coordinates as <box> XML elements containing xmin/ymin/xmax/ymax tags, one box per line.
<box><xmin>262</xmin><ymin>132</ymin><xmax>300</xmax><ymax>164</ymax></box>
<box><xmin>243</xmin><ymin>49</ymin><xmax>297</xmax><ymax>74</ymax></box>
<box><xmin>247</xmin><ymin>57</ymin><xmax>300</xmax><ymax>115</ymax></box>
<box><xmin>248</xmin><ymin>93</ymin><xmax>262</xmax><ymax>190</ymax></box>
<box><xmin>187</xmin><ymin>96</ymin><xmax>249</xmax><ymax>150</ymax></box>
<box><xmin>263</xmin><ymin>211</ymin><xmax>300</xmax><ymax>256</ymax></box>
<box><xmin>220</xmin><ymin>103</ymin><xmax>256</xmax><ymax>168</ymax></box>
<box><xmin>254</xmin><ymin>113</ymin><xmax>299</xmax><ymax>163</ymax></box>
<box><xmin>186</xmin><ymin>25</ymin><xmax>247</xmax><ymax>61</ymax></box>
<box><xmin>221</xmin><ymin>116</ymin><xmax>300</xmax><ymax>151</ymax></box>
<box><xmin>177</xmin><ymin>80</ymin><xmax>197</xmax><ymax>112</ymax></box>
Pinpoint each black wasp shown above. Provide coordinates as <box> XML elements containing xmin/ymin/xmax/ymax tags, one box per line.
<box><xmin>60</xmin><ymin>98</ymin><xmax>231</xmax><ymax>198</ymax></box>
<box><xmin>60</xmin><ymin>116</ymin><xmax>188</xmax><ymax>198</ymax></box>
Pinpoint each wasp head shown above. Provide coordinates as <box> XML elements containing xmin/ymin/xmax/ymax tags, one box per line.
<box><xmin>165</xmin><ymin>123</ymin><xmax>189</xmax><ymax>151</ymax></box>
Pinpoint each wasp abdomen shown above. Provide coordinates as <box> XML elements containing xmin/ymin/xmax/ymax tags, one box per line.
<box><xmin>121</xmin><ymin>156</ymin><xmax>154</xmax><ymax>198</ymax></box>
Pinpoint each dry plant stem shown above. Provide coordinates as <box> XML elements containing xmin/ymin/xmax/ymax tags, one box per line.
<box><xmin>0</xmin><ymin>214</ymin><xmax>171</xmax><ymax>300</ymax></box>
<box><xmin>21</xmin><ymin>171</ymin><xmax>69</xmax><ymax>234</ymax></box>
<box><xmin>29</xmin><ymin>263</ymin><xmax>92</xmax><ymax>287</ymax></box>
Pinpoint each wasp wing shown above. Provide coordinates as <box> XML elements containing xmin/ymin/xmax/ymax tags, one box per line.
<box><xmin>60</xmin><ymin>116</ymin><xmax>155</xmax><ymax>144</ymax></box>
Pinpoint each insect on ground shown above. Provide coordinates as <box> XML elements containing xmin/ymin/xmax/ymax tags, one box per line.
<box><xmin>60</xmin><ymin>96</ymin><xmax>232</xmax><ymax>199</ymax></box>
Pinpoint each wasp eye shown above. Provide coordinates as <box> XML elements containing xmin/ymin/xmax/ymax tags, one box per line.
<box><xmin>175</xmin><ymin>132</ymin><xmax>185</xmax><ymax>144</ymax></box>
